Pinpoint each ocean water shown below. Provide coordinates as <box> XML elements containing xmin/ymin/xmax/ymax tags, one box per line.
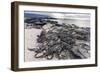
<box><xmin>51</xmin><ymin>19</ymin><xmax>90</xmax><ymax>27</ymax></box>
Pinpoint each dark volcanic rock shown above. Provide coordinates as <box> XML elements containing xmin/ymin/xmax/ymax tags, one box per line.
<box><xmin>29</xmin><ymin>23</ymin><xmax>90</xmax><ymax>60</ymax></box>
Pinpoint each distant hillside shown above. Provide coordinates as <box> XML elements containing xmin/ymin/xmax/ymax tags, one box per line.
<box><xmin>24</xmin><ymin>13</ymin><xmax>51</xmax><ymax>18</ymax></box>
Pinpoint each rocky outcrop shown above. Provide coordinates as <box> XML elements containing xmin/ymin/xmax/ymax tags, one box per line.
<box><xmin>29</xmin><ymin>23</ymin><xmax>90</xmax><ymax>60</ymax></box>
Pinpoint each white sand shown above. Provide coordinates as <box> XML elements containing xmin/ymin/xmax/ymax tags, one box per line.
<box><xmin>25</xmin><ymin>28</ymin><xmax>43</xmax><ymax>62</ymax></box>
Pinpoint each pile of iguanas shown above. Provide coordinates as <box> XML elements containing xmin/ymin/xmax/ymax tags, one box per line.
<box><xmin>29</xmin><ymin>23</ymin><xmax>90</xmax><ymax>60</ymax></box>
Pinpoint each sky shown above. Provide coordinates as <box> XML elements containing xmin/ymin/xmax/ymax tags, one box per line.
<box><xmin>24</xmin><ymin>11</ymin><xmax>90</xmax><ymax>21</ymax></box>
